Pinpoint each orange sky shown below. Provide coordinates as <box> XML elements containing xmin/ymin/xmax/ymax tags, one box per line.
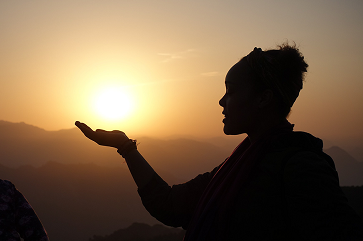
<box><xmin>1</xmin><ymin>0</ymin><xmax>363</xmax><ymax>142</ymax></box>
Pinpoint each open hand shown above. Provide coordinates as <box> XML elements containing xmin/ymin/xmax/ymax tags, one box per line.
<box><xmin>75</xmin><ymin>121</ymin><xmax>129</xmax><ymax>149</ymax></box>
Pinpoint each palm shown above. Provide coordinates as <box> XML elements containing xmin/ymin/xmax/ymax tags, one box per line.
<box><xmin>75</xmin><ymin>121</ymin><xmax>128</xmax><ymax>149</ymax></box>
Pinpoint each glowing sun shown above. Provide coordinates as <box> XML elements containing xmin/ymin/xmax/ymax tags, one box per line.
<box><xmin>93</xmin><ymin>86</ymin><xmax>134</xmax><ymax>121</ymax></box>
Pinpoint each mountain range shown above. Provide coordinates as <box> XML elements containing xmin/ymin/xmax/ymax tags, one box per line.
<box><xmin>89</xmin><ymin>223</ymin><xmax>186</xmax><ymax>241</ymax></box>
<box><xmin>0</xmin><ymin>120</ymin><xmax>362</xmax><ymax>185</ymax></box>
<box><xmin>1</xmin><ymin>161</ymin><xmax>361</xmax><ymax>241</ymax></box>
<box><xmin>0</xmin><ymin>120</ymin><xmax>362</xmax><ymax>241</ymax></box>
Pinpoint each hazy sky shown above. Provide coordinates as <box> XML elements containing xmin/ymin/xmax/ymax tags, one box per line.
<box><xmin>1</xmin><ymin>0</ymin><xmax>363</xmax><ymax>141</ymax></box>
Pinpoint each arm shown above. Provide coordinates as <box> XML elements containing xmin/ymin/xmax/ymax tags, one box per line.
<box><xmin>123</xmin><ymin>149</ymin><xmax>158</xmax><ymax>189</ymax></box>
<box><xmin>75</xmin><ymin>121</ymin><xmax>216</xmax><ymax>228</ymax></box>
<box><xmin>138</xmin><ymin>166</ymin><xmax>219</xmax><ymax>228</ymax></box>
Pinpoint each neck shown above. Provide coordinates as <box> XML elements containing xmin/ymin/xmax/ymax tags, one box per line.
<box><xmin>247</xmin><ymin>117</ymin><xmax>287</xmax><ymax>143</ymax></box>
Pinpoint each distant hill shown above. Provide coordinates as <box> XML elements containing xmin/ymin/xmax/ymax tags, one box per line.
<box><xmin>1</xmin><ymin>161</ymin><xmax>361</xmax><ymax>241</ymax></box>
<box><xmin>89</xmin><ymin>223</ymin><xmax>185</xmax><ymax>241</ymax></box>
<box><xmin>0</xmin><ymin>121</ymin><xmax>363</xmax><ymax>241</ymax></box>
<box><xmin>0</xmin><ymin>120</ymin><xmax>124</xmax><ymax>168</ymax></box>
<box><xmin>0</xmin><ymin>120</ymin><xmax>362</xmax><ymax>184</ymax></box>
<box><xmin>325</xmin><ymin>146</ymin><xmax>363</xmax><ymax>186</ymax></box>
<box><xmin>1</xmin><ymin>161</ymin><xmax>362</xmax><ymax>241</ymax></box>
<box><xmin>0</xmin><ymin>162</ymin><xmax>163</xmax><ymax>241</ymax></box>
<box><xmin>0</xmin><ymin>120</ymin><xmax>232</xmax><ymax>180</ymax></box>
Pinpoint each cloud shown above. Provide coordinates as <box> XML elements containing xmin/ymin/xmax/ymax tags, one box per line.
<box><xmin>200</xmin><ymin>71</ymin><xmax>219</xmax><ymax>77</ymax></box>
<box><xmin>158</xmin><ymin>49</ymin><xmax>196</xmax><ymax>63</ymax></box>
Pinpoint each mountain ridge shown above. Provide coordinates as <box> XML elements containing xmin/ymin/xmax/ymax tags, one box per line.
<box><xmin>0</xmin><ymin>120</ymin><xmax>362</xmax><ymax>184</ymax></box>
<box><xmin>0</xmin><ymin>120</ymin><xmax>362</xmax><ymax>240</ymax></box>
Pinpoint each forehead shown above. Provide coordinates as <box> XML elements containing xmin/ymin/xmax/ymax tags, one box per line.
<box><xmin>225</xmin><ymin>59</ymin><xmax>254</xmax><ymax>85</ymax></box>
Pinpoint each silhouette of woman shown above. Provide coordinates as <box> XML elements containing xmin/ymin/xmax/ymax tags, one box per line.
<box><xmin>76</xmin><ymin>43</ymin><xmax>362</xmax><ymax>240</ymax></box>
<box><xmin>0</xmin><ymin>179</ymin><xmax>49</xmax><ymax>241</ymax></box>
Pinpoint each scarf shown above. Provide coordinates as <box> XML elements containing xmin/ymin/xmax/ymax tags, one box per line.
<box><xmin>184</xmin><ymin>121</ymin><xmax>294</xmax><ymax>241</ymax></box>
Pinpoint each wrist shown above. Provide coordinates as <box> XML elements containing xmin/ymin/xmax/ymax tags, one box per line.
<box><xmin>117</xmin><ymin>139</ymin><xmax>137</xmax><ymax>158</ymax></box>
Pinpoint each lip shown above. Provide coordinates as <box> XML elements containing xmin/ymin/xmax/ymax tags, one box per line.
<box><xmin>222</xmin><ymin>111</ymin><xmax>227</xmax><ymax>122</ymax></box>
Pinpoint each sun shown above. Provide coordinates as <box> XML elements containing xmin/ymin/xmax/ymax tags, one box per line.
<box><xmin>93</xmin><ymin>86</ymin><xmax>134</xmax><ymax>121</ymax></box>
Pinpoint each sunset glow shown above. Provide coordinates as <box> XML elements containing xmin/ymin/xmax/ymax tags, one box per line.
<box><xmin>93</xmin><ymin>86</ymin><xmax>134</xmax><ymax>121</ymax></box>
<box><xmin>1</xmin><ymin>2</ymin><xmax>363</xmax><ymax>240</ymax></box>
<box><xmin>0</xmin><ymin>0</ymin><xmax>362</xmax><ymax>142</ymax></box>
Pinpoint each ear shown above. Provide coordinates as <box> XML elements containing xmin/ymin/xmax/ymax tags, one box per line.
<box><xmin>258</xmin><ymin>89</ymin><xmax>274</xmax><ymax>108</ymax></box>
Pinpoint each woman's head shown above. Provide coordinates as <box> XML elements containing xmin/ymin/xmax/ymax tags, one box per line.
<box><xmin>219</xmin><ymin>43</ymin><xmax>308</xmax><ymax>136</ymax></box>
<box><xmin>244</xmin><ymin>43</ymin><xmax>308</xmax><ymax>117</ymax></box>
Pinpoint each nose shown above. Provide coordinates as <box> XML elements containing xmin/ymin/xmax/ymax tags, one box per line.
<box><xmin>219</xmin><ymin>94</ymin><xmax>226</xmax><ymax>107</ymax></box>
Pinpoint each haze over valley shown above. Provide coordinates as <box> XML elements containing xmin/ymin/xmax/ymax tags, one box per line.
<box><xmin>0</xmin><ymin>121</ymin><xmax>362</xmax><ymax>240</ymax></box>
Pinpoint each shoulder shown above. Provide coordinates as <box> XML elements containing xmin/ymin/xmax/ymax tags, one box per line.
<box><xmin>286</xmin><ymin>150</ymin><xmax>337</xmax><ymax>177</ymax></box>
<box><xmin>270</xmin><ymin>131</ymin><xmax>324</xmax><ymax>151</ymax></box>
<box><xmin>267</xmin><ymin>130</ymin><xmax>337</xmax><ymax>177</ymax></box>
<box><xmin>284</xmin><ymin>150</ymin><xmax>342</xmax><ymax>197</ymax></box>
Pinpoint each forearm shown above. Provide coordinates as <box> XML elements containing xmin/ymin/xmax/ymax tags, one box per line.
<box><xmin>138</xmin><ymin>165</ymin><xmax>220</xmax><ymax>228</ymax></box>
<box><xmin>123</xmin><ymin>149</ymin><xmax>188</xmax><ymax>227</ymax></box>
<box><xmin>122</xmin><ymin>149</ymin><xmax>186</xmax><ymax>227</ymax></box>
<box><xmin>123</xmin><ymin>149</ymin><xmax>159</xmax><ymax>189</ymax></box>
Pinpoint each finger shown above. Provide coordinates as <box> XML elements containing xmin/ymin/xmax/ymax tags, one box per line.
<box><xmin>75</xmin><ymin>121</ymin><xmax>84</xmax><ymax>129</ymax></box>
<box><xmin>75</xmin><ymin>121</ymin><xmax>91</xmax><ymax>130</ymax></box>
<box><xmin>76</xmin><ymin>122</ymin><xmax>93</xmax><ymax>133</ymax></box>
<box><xmin>75</xmin><ymin>121</ymin><xmax>95</xmax><ymax>138</ymax></box>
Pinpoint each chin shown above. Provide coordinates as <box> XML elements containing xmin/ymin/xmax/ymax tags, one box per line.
<box><xmin>223</xmin><ymin>126</ymin><xmax>242</xmax><ymax>135</ymax></box>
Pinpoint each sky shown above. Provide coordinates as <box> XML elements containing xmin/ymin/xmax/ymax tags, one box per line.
<box><xmin>1</xmin><ymin>0</ymin><xmax>363</xmax><ymax>142</ymax></box>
